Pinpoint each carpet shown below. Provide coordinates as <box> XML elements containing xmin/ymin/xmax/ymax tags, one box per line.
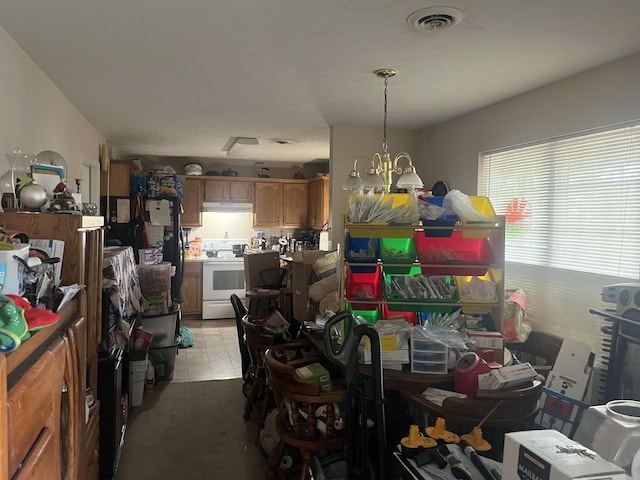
<box><xmin>117</xmin><ymin>379</ymin><xmax>269</xmax><ymax>480</ymax></box>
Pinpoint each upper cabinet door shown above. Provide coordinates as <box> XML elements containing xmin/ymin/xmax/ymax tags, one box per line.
<box><xmin>182</xmin><ymin>178</ymin><xmax>203</xmax><ymax>226</ymax></box>
<box><xmin>308</xmin><ymin>176</ymin><xmax>329</xmax><ymax>229</ymax></box>
<box><xmin>100</xmin><ymin>160</ymin><xmax>132</xmax><ymax>197</ymax></box>
<box><xmin>282</xmin><ymin>182</ymin><xmax>309</xmax><ymax>227</ymax></box>
<box><xmin>228</xmin><ymin>180</ymin><xmax>254</xmax><ymax>202</ymax></box>
<box><xmin>204</xmin><ymin>180</ymin><xmax>227</xmax><ymax>201</ymax></box>
<box><xmin>203</xmin><ymin>179</ymin><xmax>254</xmax><ymax>202</ymax></box>
<box><xmin>253</xmin><ymin>182</ymin><xmax>282</xmax><ymax>227</ymax></box>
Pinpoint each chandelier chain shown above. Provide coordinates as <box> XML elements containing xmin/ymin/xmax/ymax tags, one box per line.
<box><xmin>382</xmin><ymin>75</ymin><xmax>389</xmax><ymax>154</ymax></box>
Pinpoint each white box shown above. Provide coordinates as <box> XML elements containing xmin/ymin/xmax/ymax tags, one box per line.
<box><xmin>503</xmin><ymin>430</ymin><xmax>626</xmax><ymax>480</ymax></box>
<box><xmin>477</xmin><ymin>362</ymin><xmax>538</xmax><ymax>390</ymax></box>
<box><xmin>545</xmin><ymin>338</ymin><xmax>594</xmax><ymax>402</ymax></box>
<box><xmin>31</xmin><ymin>239</ymin><xmax>65</xmax><ymax>286</ymax></box>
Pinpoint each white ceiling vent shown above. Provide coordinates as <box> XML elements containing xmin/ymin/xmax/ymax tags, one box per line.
<box><xmin>407</xmin><ymin>6</ymin><xmax>465</xmax><ymax>31</ymax></box>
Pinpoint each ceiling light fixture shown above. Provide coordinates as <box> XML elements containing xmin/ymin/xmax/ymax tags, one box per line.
<box><xmin>226</xmin><ymin>137</ymin><xmax>259</xmax><ymax>157</ymax></box>
<box><xmin>343</xmin><ymin>69</ymin><xmax>424</xmax><ymax>193</ymax></box>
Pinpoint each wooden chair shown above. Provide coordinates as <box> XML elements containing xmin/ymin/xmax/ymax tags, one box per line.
<box><xmin>506</xmin><ymin>330</ymin><xmax>564</xmax><ymax>375</ymax></box>
<box><xmin>230</xmin><ymin>293</ymin><xmax>251</xmax><ymax>380</ymax></box>
<box><xmin>265</xmin><ymin>348</ymin><xmax>345</xmax><ymax>480</ymax></box>
<box><xmin>241</xmin><ymin>315</ymin><xmax>312</xmax><ymax>444</ymax></box>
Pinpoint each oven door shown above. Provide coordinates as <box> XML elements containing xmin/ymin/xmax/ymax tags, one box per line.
<box><xmin>202</xmin><ymin>261</ymin><xmax>245</xmax><ymax>301</ymax></box>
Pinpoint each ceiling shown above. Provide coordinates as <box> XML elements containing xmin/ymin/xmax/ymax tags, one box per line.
<box><xmin>1</xmin><ymin>0</ymin><xmax>639</xmax><ymax>167</ymax></box>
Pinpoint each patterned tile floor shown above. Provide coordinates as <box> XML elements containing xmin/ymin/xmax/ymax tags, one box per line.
<box><xmin>172</xmin><ymin>318</ymin><xmax>243</xmax><ymax>382</ymax></box>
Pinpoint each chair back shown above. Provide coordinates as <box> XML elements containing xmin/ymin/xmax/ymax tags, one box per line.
<box><xmin>264</xmin><ymin>349</ymin><xmax>345</xmax><ymax>448</ymax></box>
<box><xmin>507</xmin><ymin>331</ymin><xmax>564</xmax><ymax>373</ymax></box>
<box><xmin>230</xmin><ymin>294</ymin><xmax>251</xmax><ymax>377</ymax></box>
<box><xmin>259</xmin><ymin>267</ymin><xmax>288</xmax><ymax>289</ymax></box>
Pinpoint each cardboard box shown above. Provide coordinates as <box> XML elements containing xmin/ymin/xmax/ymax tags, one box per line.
<box><xmin>243</xmin><ymin>250</ymin><xmax>280</xmax><ymax>291</ymax></box>
<box><xmin>468</xmin><ymin>330</ymin><xmax>505</xmax><ymax>364</ymax></box>
<box><xmin>295</xmin><ymin>362</ymin><xmax>333</xmax><ymax>391</ymax></box>
<box><xmin>291</xmin><ymin>250</ymin><xmax>332</xmax><ymax>322</ymax></box>
<box><xmin>545</xmin><ymin>338</ymin><xmax>594</xmax><ymax>402</ymax></box>
<box><xmin>503</xmin><ymin>430</ymin><xmax>626</xmax><ymax>480</ymax></box>
<box><xmin>478</xmin><ymin>362</ymin><xmax>538</xmax><ymax>390</ymax></box>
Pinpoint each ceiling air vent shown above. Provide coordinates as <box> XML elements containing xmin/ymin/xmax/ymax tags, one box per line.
<box><xmin>407</xmin><ymin>6</ymin><xmax>465</xmax><ymax>31</ymax></box>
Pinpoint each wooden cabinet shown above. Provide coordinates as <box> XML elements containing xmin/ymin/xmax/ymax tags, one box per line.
<box><xmin>203</xmin><ymin>178</ymin><xmax>253</xmax><ymax>203</ymax></box>
<box><xmin>308</xmin><ymin>176</ymin><xmax>329</xmax><ymax>229</ymax></box>
<box><xmin>0</xmin><ymin>213</ymin><xmax>103</xmax><ymax>480</ymax></box>
<box><xmin>100</xmin><ymin>160</ymin><xmax>133</xmax><ymax>197</ymax></box>
<box><xmin>181</xmin><ymin>177</ymin><xmax>203</xmax><ymax>227</ymax></box>
<box><xmin>181</xmin><ymin>261</ymin><xmax>203</xmax><ymax>318</ymax></box>
<box><xmin>0</xmin><ymin>298</ymin><xmax>84</xmax><ymax>480</ymax></box>
<box><xmin>283</xmin><ymin>181</ymin><xmax>309</xmax><ymax>227</ymax></box>
<box><xmin>253</xmin><ymin>180</ymin><xmax>309</xmax><ymax>228</ymax></box>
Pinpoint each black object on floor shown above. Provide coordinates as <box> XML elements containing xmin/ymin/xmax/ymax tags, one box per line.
<box><xmin>323</xmin><ymin>311</ymin><xmax>387</xmax><ymax>479</ymax></box>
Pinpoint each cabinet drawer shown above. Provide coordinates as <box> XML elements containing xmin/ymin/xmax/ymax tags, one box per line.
<box><xmin>13</xmin><ymin>428</ymin><xmax>58</xmax><ymax>480</ymax></box>
<box><xmin>7</xmin><ymin>340</ymin><xmax>65</xmax><ymax>477</ymax></box>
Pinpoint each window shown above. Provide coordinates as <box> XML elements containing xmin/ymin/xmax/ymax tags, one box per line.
<box><xmin>479</xmin><ymin>122</ymin><xmax>640</xmax><ymax>279</ymax></box>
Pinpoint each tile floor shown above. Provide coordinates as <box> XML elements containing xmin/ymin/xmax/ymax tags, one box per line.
<box><xmin>172</xmin><ymin>318</ymin><xmax>243</xmax><ymax>382</ymax></box>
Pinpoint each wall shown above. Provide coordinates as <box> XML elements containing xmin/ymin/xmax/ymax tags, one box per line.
<box><xmin>417</xmin><ymin>52</ymin><xmax>640</xmax><ymax>194</ymax></box>
<box><xmin>0</xmin><ymin>26</ymin><xmax>104</xmax><ymax>204</ymax></box>
<box><xmin>416</xmin><ymin>52</ymin><xmax>640</xmax><ymax>402</ymax></box>
<box><xmin>328</xmin><ymin>126</ymin><xmax>419</xmax><ymax>247</ymax></box>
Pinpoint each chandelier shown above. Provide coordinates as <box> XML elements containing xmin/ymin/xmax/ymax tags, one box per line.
<box><xmin>343</xmin><ymin>68</ymin><xmax>424</xmax><ymax>193</ymax></box>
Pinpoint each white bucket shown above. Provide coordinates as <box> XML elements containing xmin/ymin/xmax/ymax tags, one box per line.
<box><xmin>0</xmin><ymin>245</ymin><xmax>29</xmax><ymax>296</ymax></box>
<box><xmin>574</xmin><ymin>400</ymin><xmax>640</xmax><ymax>473</ymax></box>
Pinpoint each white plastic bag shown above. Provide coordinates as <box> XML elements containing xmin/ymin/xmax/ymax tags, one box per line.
<box><xmin>443</xmin><ymin>190</ymin><xmax>494</xmax><ymax>222</ymax></box>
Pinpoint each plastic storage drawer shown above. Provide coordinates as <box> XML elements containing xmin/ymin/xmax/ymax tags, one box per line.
<box><xmin>410</xmin><ymin>333</ymin><xmax>449</xmax><ymax>374</ymax></box>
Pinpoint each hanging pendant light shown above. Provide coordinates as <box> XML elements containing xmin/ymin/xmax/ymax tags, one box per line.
<box><xmin>344</xmin><ymin>69</ymin><xmax>424</xmax><ymax>193</ymax></box>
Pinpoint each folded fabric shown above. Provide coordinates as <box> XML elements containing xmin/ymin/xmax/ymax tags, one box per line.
<box><xmin>309</xmin><ymin>273</ymin><xmax>338</xmax><ymax>303</ymax></box>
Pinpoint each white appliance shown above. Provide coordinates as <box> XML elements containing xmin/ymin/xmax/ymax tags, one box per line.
<box><xmin>201</xmin><ymin>238</ymin><xmax>247</xmax><ymax>319</ymax></box>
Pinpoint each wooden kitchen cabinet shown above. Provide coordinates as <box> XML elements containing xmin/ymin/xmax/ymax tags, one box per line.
<box><xmin>254</xmin><ymin>181</ymin><xmax>282</xmax><ymax>227</ymax></box>
<box><xmin>308</xmin><ymin>176</ymin><xmax>329</xmax><ymax>229</ymax></box>
<box><xmin>181</xmin><ymin>177</ymin><xmax>203</xmax><ymax>227</ymax></box>
<box><xmin>181</xmin><ymin>261</ymin><xmax>203</xmax><ymax>319</ymax></box>
<box><xmin>100</xmin><ymin>160</ymin><xmax>133</xmax><ymax>197</ymax></box>
<box><xmin>283</xmin><ymin>181</ymin><xmax>309</xmax><ymax>226</ymax></box>
<box><xmin>253</xmin><ymin>180</ymin><xmax>309</xmax><ymax>228</ymax></box>
<box><xmin>203</xmin><ymin>178</ymin><xmax>253</xmax><ymax>203</ymax></box>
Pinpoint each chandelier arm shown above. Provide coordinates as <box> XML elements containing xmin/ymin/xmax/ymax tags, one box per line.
<box><xmin>371</xmin><ymin>152</ymin><xmax>383</xmax><ymax>173</ymax></box>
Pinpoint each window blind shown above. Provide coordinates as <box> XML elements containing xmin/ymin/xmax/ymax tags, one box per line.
<box><xmin>479</xmin><ymin>122</ymin><xmax>640</xmax><ymax>279</ymax></box>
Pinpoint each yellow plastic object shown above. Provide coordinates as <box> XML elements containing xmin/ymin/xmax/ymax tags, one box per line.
<box><xmin>457</xmin><ymin>270</ymin><xmax>500</xmax><ymax>314</ymax></box>
<box><xmin>345</xmin><ymin>193</ymin><xmax>419</xmax><ymax>238</ymax></box>
<box><xmin>400</xmin><ymin>424</ymin><xmax>437</xmax><ymax>450</ymax></box>
<box><xmin>461</xmin><ymin>196</ymin><xmax>498</xmax><ymax>238</ymax></box>
<box><xmin>425</xmin><ymin>417</ymin><xmax>460</xmax><ymax>444</ymax></box>
<box><xmin>460</xmin><ymin>426</ymin><xmax>492</xmax><ymax>452</ymax></box>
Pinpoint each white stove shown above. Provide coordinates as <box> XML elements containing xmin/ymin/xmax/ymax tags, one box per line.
<box><xmin>201</xmin><ymin>238</ymin><xmax>247</xmax><ymax>319</ymax></box>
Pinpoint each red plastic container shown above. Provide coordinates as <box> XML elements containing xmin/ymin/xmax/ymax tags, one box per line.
<box><xmin>415</xmin><ymin>230</ymin><xmax>495</xmax><ymax>276</ymax></box>
<box><xmin>382</xmin><ymin>304</ymin><xmax>417</xmax><ymax>325</ymax></box>
<box><xmin>346</xmin><ymin>266</ymin><xmax>382</xmax><ymax>310</ymax></box>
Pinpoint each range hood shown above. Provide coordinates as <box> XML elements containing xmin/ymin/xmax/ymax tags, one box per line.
<box><xmin>202</xmin><ymin>202</ymin><xmax>254</xmax><ymax>213</ymax></box>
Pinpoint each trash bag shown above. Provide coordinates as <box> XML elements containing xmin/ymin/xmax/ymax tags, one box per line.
<box><xmin>179</xmin><ymin>326</ymin><xmax>194</xmax><ymax>348</ymax></box>
<box><xmin>503</xmin><ymin>288</ymin><xmax>532</xmax><ymax>343</ymax></box>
